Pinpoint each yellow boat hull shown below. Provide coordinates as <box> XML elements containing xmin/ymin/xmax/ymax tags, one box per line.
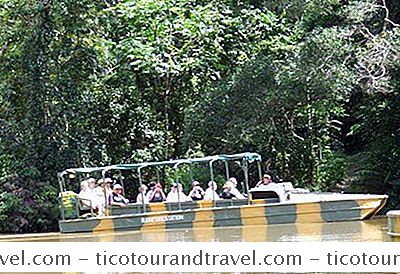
<box><xmin>59</xmin><ymin>193</ymin><xmax>387</xmax><ymax>233</ymax></box>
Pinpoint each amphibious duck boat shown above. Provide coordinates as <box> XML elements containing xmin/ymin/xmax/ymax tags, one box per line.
<box><xmin>58</xmin><ymin>153</ymin><xmax>387</xmax><ymax>233</ymax></box>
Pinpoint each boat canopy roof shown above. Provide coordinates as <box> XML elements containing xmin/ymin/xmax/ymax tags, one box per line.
<box><xmin>60</xmin><ymin>152</ymin><xmax>261</xmax><ymax>175</ymax></box>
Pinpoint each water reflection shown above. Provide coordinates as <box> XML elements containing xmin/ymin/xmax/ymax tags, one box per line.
<box><xmin>0</xmin><ymin>217</ymin><xmax>394</xmax><ymax>242</ymax></box>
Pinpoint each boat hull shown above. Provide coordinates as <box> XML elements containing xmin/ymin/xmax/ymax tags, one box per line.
<box><xmin>59</xmin><ymin>194</ymin><xmax>387</xmax><ymax>233</ymax></box>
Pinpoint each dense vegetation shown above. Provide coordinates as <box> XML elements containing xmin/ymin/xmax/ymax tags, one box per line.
<box><xmin>0</xmin><ymin>0</ymin><xmax>399</xmax><ymax>233</ymax></box>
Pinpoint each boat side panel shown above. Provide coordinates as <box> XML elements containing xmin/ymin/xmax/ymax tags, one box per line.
<box><xmin>240</xmin><ymin>206</ymin><xmax>268</xmax><ymax>226</ymax></box>
<box><xmin>113</xmin><ymin>216</ymin><xmax>143</xmax><ymax>231</ymax></box>
<box><xmin>320</xmin><ymin>200</ymin><xmax>360</xmax><ymax>222</ymax></box>
<box><xmin>265</xmin><ymin>204</ymin><xmax>296</xmax><ymax>224</ymax></box>
<box><xmin>93</xmin><ymin>218</ymin><xmax>115</xmax><ymax>232</ymax></box>
<box><xmin>214</xmin><ymin>207</ymin><xmax>242</xmax><ymax>227</ymax></box>
<box><xmin>59</xmin><ymin>197</ymin><xmax>386</xmax><ymax>233</ymax></box>
<box><xmin>295</xmin><ymin>203</ymin><xmax>323</xmax><ymax>223</ymax></box>
<box><xmin>192</xmin><ymin>209</ymin><xmax>214</xmax><ymax>228</ymax></box>
<box><xmin>165</xmin><ymin>211</ymin><xmax>195</xmax><ymax>230</ymax></box>
<box><xmin>60</xmin><ymin>219</ymin><xmax>101</xmax><ymax>233</ymax></box>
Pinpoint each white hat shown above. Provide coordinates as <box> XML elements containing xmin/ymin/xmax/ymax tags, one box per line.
<box><xmin>229</xmin><ymin>177</ymin><xmax>238</xmax><ymax>186</ymax></box>
<box><xmin>113</xmin><ymin>184</ymin><xmax>123</xmax><ymax>190</ymax></box>
<box><xmin>80</xmin><ymin>180</ymin><xmax>88</xmax><ymax>188</ymax></box>
<box><xmin>225</xmin><ymin>181</ymin><xmax>235</xmax><ymax>188</ymax></box>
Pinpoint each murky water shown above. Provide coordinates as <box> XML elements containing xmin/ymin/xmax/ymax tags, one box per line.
<box><xmin>0</xmin><ymin>216</ymin><xmax>397</xmax><ymax>242</ymax></box>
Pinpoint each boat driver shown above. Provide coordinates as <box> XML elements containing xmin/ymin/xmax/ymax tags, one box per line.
<box><xmin>256</xmin><ymin>174</ymin><xmax>273</xmax><ymax>187</ymax></box>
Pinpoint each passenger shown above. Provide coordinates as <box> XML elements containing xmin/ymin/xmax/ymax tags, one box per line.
<box><xmin>219</xmin><ymin>182</ymin><xmax>237</xmax><ymax>199</ymax></box>
<box><xmin>88</xmin><ymin>177</ymin><xmax>102</xmax><ymax>202</ymax></box>
<box><xmin>256</xmin><ymin>174</ymin><xmax>274</xmax><ymax>187</ymax></box>
<box><xmin>148</xmin><ymin>182</ymin><xmax>166</xmax><ymax>203</ymax></box>
<box><xmin>136</xmin><ymin>184</ymin><xmax>149</xmax><ymax>204</ymax></box>
<box><xmin>78</xmin><ymin>180</ymin><xmax>90</xmax><ymax>205</ymax></box>
<box><xmin>166</xmin><ymin>183</ymin><xmax>192</xmax><ymax>203</ymax></box>
<box><xmin>95</xmin><ymin>178</ymin><xmax>113</xmax><ymax>204</ymax></box>
<box><xmin>227</xmin><ymin>177</ymin><xmax>246</xmax><ymax>199</ymax></box>
<box><xmin>109</xmin><ymin>184</ymin><xmax>129</xmax><ymax>207</ymax></box>
<box><xmin>88</xmin><ymin>177</ymin><xmax>96</xmax><ymax>183</ymax></box>
<box><xmin>188</xmin><ymin>181</ymin><xmax>205</xmax><ymax>201</ymax></box>
<box><xmin>229</xmin><ymin>177</ymin><xmax>238</xmax><ymax>186</ymax></box>
<box><xmin>78</xmin><ymin>180</ymin><xmax>104</xmax><ymax>215</ymax></box>
<box><xmin>204</xmin><ymin>181</ymin><xmax>221</xmax><ymax>201</ymax></box>
<box><xmin>146</xmin><ymin>182</ymin><xmax>156</xmax><ymax>200</ymax></box>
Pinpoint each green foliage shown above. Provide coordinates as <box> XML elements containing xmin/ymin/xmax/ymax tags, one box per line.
<box><xmin>0</xmin><ymin>0</ymin><xmax>399</xmax><ymax>233</ymax></box>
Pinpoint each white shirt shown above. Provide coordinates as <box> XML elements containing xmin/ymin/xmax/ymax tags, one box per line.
<box><xmin>94</xmin><ymin>186</ymin><xmax>112</xmax><ymax>205</ymax></box>
<box><xmin>203</xmin><ymin>188</ymin><xmax>220</xmax><ymax>200</ymax></box>
<box><xmin>230</xmin><ymin>187</ymin><xmax>246</xmax><ymax>199</ymax></box>
<box><xmin>136</xmin><ymin>192</ymin><xmax>149</xmax><ymax>204</ymax></box>
<box><xmin>78</xmin><ymin>189</ymin><xmax>101</xmax><ymax>209</ymax></box>
<box><xmin>166</xmin><ymin>191</ymin><xmax>191</xmax><ymax>203</ymax></box>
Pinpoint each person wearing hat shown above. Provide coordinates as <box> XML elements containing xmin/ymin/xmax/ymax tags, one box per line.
<box><xmin>166</xmin><ymin>182</ymin><xmax>192</xmax><ymax>203</ymax></box>
<box><xmin>136</xmin><ymin>184</ymin><xmax>149</xmax><ymax>204</ymax></box>
<box><xmin>79</xmin><ymin>180</ymin><xmax>104</xmax><ymax>215</ymax></box>
<box><xmin>228</xmin><ymin>177</ymin><xmax>245</xmax><ymax>199</ymax></box>
<box><xmin>256</xmin><ymin>174</ymin><xmax>273</xmax><ymax>187</ymax></box>
<box><xmin>188</xmin><ymin>181</ymin><xmax>205</xmax><ymax>201</ymax></box>
<box><xmin>147</xmin><ymin>182</ymin><xmax>166</xmax><ymax>203</ymax></box>
<box><xmin>109</xmin><ymin>184</ymin><xmax>129</xmax><ymax>207</ymax></box>
<box><xmin>229</xmin><ymin>177</ymin><xmax>238</xmax><ymax>187</ymax></box>
<box><xmin>219</xmin><ymin>181</ymin><xmax>238</xmax><ymax>199</ymax></box>
<box><xmin>204</xmin><ymin>181</ymin><xmax>221</xmax><ymax>201</ymax></box>
<box><xmin>95</xmin><ymin>178</ymin><xmax>113</xmax><ymax>203</ymax></box>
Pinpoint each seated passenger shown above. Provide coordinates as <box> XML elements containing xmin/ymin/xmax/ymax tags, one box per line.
<box><xmin>227</xmin><ymin>178</ymin><xmax>246</xmax><ymax>199</ymax></box>
<box><xmin>229</xmin><ymin>177</ymin><xmax>238</xmax><ymax>186</ymax></box>
<box><xmin>256</xmin><ymin>174</ymin><xmax>275</xmax><ymax>188</ymax></box>
<box><xmin>78</xmin><ymin>180</ymin><xmax>104</xmax><ymax>215</ymax></box>
<box><xmin>109</xmin><ymin>184</ymin><xmax>129</xmax><ymax>207</ymax></box>
<box><xmin>95</xmin><ymin>178</ymin><xmax>113</xmax><ymax>204</ymax></box>
<box><xmin>166</xmin><ymin>183</ymin><xmax>192</xmax><ymax>203</ymax></box>
<box><xmin>88</xmin><ymin>178</ymin><xmax>102</xmax><ymax>203</ymax></box>
<box><xmin>88</xmin><ymin>177</ymin><xmax>96</xmax><ymax>186</ymax></box>
<box><xmin>136</xmin><ymin>184</ymin><xmax>149</xmax><ymax>204</ymax></box>
<box><xmin>146</xmin><ymin>182</ymin><xmax>156</xmax><ymax>199</ymax></box>
<box><xmin>204</xmin><ymin>181</ymin><xmax>221</xmax><ymax>201</ymax></box>
<box><xmin>188</xmin><ymin>181</ymin><xmax>205</xmax><ymax>201</ymax></box>
<box><xmin>147</xmin><ymin>182</ymin><xmax>166</xmax><ymax>203</ymax></box>
<box><xmin>219</xmin><ymin>182</ymin><xmax>237</xmax><ymax>199</ymax></box>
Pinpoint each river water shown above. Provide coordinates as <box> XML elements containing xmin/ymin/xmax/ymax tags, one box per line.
<box><xmin>1</xmin><ymin>216</ymin><xmax>396</xmax><ymax>242</ymax></box>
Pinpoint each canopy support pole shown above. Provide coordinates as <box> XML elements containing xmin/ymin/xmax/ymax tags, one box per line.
<box><xmin>209</xmin><ymin>159</ymin><xmax>217</xmax><ymax>206</ymax></box>
<box><xmin>173</xmin><ymin>163</ymin><xmax>182</xmax><ymax>210</ymax></box>
<box><xmin>58</xmin><ymin>173</ymin><xmax>66</xmax><ymax>220</ymax></box>
<box><xmin>173</xmin><ymin>161</ymin><xmax>190</xmax><ymax>210</ymax></box>
<box><xmin>257</xmin><ymin>161</ymin><xmax>262</xmax><ymax>182</ymax></box>
<box><xmin>188</xmin><ymin>164</ymin><xmax>193</xmax><ymax>184</ymax></box>
<box><xmin>117</xmin><ymin>170</ymin><xmax>125</xmax><ymax>196</ymax></box>
<box><xmin>156</xmin><ymin>168</ymin><xmax>160</xmax><ymax>183</ymax></box>
<box><xmin>101</xmin><ymin>169</ymin><xmax>109</xmax><ymax>216</ymax></box>
<box><xmin>138</xmin><ymin>166</ymin><xmax>146</xmax><ymax>213</ymax></box>
<box><xmin>242</xmin><ymin>160</ymin><xmax>251</xmax><ymax>205</ymax></box>
<box><xmin>224</xmin><ymin>161</ymin><xmax>230</xmax><ymax>180</ymax></box>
